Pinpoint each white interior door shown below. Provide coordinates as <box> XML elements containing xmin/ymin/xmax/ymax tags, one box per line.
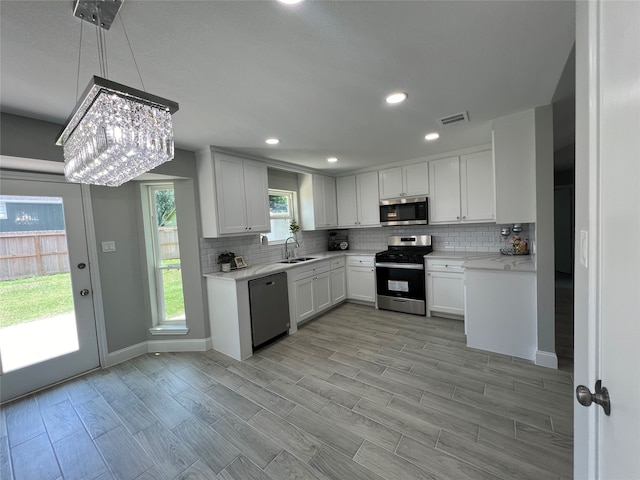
<box><xmin>574</xmin><ymin>1</ymin><xmax>640</xmax><ymax>478</ymax></box>
<box><xmin>0</xmin><ymin>176</ymin><xmax>100</xmax><ymax>403</ymax></box>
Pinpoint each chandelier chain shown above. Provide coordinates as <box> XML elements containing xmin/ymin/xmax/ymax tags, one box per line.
<box><xmin>118</xmin><ymin>12</ymin><xmax>146</xmax><ymax>92</ymax></box>
<box><xmin>75</xmin><ymin>19</ymin><xmax>84</xmax><ymax>102</ymax></box>
<box><xmin>95</xmin><ymin>24</ymin><xmax>109</xmax><ymax>79</ymax></box>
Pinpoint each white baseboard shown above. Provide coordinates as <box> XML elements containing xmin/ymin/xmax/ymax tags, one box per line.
<box><xmin>148</xmin><ymin>338</ymin><xmax>211</xmax><ymax>353</ymax></box>
<box><xmin>105</xmin><ymin>342</ymin><xmax>148</xmax><ymax>367</ymax></box>
<box><xmin>535</xmin><ymin>350</ymin><xmax>558</xmax><ymax>369</ymax></box>
<box><xmin>104</xmin><ymin>338</ymin><xmax>213</xmax><ymax>367</ymax></box>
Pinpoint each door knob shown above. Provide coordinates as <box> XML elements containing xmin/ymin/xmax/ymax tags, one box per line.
<box><xmin>576</xmin><ymin>380</ymin><xmax>611</xmax><ymax>415</ymax></box>
<box><xmin>80</xmin><ymin>289</ymin><xmax>90</xmax><ymax>296</ymax></box>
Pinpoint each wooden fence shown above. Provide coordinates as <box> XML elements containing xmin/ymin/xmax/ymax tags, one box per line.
<box><xmin>0</xmin><ymin>228</ymin><xmax>180</xmax><ymax>281</ymax></box>
<box><xmin>0</xmin><ymin>231</ymin><xmax>69</xmax><ymax>280</ymax></box>
<box><xmin>158</xmin><ymin>227</ymin><xmax>180</xmax><ymax>261</ymax></box>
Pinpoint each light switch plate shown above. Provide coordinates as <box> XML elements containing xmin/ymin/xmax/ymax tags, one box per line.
<box><xmin>580</xmin><ymin>230</ymin><xmax>588</xmax><ymax>267</ymax></box>
<box><xmin>101</xmin><ymin>241</ymin><xmax>116</xmax><ymax>253</ymax></box>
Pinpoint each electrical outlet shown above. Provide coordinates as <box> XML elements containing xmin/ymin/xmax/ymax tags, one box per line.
<box><xmin>208</xmin><ymin>254</ymin><xmax>214</xmax><ymax>266</ymax></box>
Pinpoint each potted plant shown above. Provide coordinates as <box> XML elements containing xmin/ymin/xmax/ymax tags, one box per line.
<box><xmin>289</xmin><ymin>219</ymin><xmax>300</xmax><ymax>239</ymax></box>
<box><xmin>217</xmin><ymin>251</ymin><xmax>236</xmax><ymax>272</ymax></box>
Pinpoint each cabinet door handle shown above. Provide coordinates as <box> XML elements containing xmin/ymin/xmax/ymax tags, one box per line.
<box><xmin>456</xmin><ymin>216</ymin><xmax>460</xmax><ymax>220</ymax></box>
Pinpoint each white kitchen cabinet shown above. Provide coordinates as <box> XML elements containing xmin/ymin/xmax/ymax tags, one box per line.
<box><xmin>426</xmin><ymin>258</ymin><xmax>465</xmax><ymax>317</ymax></box>
<box><xmin>289</xmin><ymin>260</ymin><xmax>332</xmax><ymax>324</ymax></box>
<box><xmin>428</xmin><ymin>156</ymin><xmax>461</xmax><ymax>223</ymax></box>
<box><xmin>196</xmin><ymin>149</ymin><xmax>270</xmax><ymax>237</ymax></box>
<box><xmin>346</xmin><ymin>255</ymin><xmax>375</xmax><ymax>303</ymax></box>
<box><xmin>379</xmin><ymin>162</ymin><xmax>429</xmax><ymax>200</ymax></box>
<box><xmin>460</xmin><ymin>151</ymin><xmax>495</xmax><ymax>222</ymax></box>
<box><xmin>429</xmin><ymin>152</ymin><xmax>495</xmax><ymax>224</ymax></box>
<box><xmin>298</xmin><ymin>173</ymin><xmax>338</xmax><ymax>230</ymax></box>
<box><xmin>336</xmin><ymin>171</ymin><xmax>380</xmax><ymax>227</ymax></box>
<box><xmin>492</xmin><ymin>110</ymin><xmax>538</xmax><ymax>224</ymax></box>
<box><xmin>242</xmin><ymin>162</ymin><xmax>271</xmax><ymax>233</ymax></box>
<box><xmin>330</xmin><ymin>257</ymin><xmax>346</xmax><ymax>304</ymax></box>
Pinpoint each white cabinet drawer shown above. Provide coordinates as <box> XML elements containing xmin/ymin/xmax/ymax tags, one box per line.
<box><xmin>330</xmin><ymin>256</ymin><xmax>346</xmax><ymax>269</ymax></box>
<box><xmin>347</xmin><ymin>255</ymin><xmax>374</xmax><ymax>267</ymax></box>
<box><xmin>291</xmin><ymin>261</ymin><xmax>330</xmax><ymax>281</ymax></box>
<box><xmin>426</xmin><ymin>259</ymin><xmax>465</xmax><ymax>273</ymax></box>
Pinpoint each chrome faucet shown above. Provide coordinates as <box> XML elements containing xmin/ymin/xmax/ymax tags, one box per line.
<box><xmin>285</xmin><ymin>236</ymin><xmax>299</xmax><ymax>259</ymax></box>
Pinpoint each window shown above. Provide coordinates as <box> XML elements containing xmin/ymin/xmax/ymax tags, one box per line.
<box><xmin>143</xmin><ymin>184</ymin><xmax>187</xmax><ymax>331</ymax></box>
<box><xmin>266</xmin><ymin>189</ymin><xmax>297</xmax><ymax>244</ymax></box>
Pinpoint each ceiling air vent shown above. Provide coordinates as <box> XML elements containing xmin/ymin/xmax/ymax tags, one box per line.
<box><xmin>437</xmin><ymin>111</ymin><xmax>470</xmax><ymax>127</ymax></box>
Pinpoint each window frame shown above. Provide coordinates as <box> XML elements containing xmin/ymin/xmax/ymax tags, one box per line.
<box><xmin>266</xmin><ymin>188</ymin><xmax>298</xmax><ymax>245</ymax></box>
<box><xmin>142</xmin><ymin>183</ymin><xmax>187</xmax><ymax>330</ymax></box>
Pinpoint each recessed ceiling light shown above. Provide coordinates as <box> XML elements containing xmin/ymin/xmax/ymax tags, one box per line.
<box><xmin>265</xmin><ymin>138</ymin><xmax>280</xmax><ymax>145</ymax></box>
<box><xmin>277</xmin><ymin>0</ymin><xmax>304</xmax><ymax>5</ymax></box>
<box><xmin>424</xmin><ymin>132</ymin><xmax>440</xmax><ymax>141</ymax></box>
<box><xmin>385</xmin><ymin>92</ymin><xmax>408</xmax><ymax>104</ymax></box>
<box><xmin>327</xmin><ymin>157</ymin><xmax>338</xmax><ymax>163</ymax></box>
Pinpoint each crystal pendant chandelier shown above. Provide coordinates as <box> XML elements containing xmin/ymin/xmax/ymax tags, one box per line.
<box><xmin>56</xmin><ymin>0</ymin><xmax>179</xmax><ymax>187</ymax></box>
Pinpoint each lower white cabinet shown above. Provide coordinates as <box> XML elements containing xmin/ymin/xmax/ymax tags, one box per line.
<box><xmin>346</xmin><ymin>255</ymin><xmax>376</xmax><ymax>303</ymax></box>
<box><xmin>330</xmin><ymin>257</ymin><xmax>346</xmax><ymax>303</ymax></box>
<box><xmin>290</xmin><ymin>258</ymin><xmax>347</xmax><ymax>325</ymax></box>
<box><xmin>426</xmin><ymin>258</ymin><xmax>465</xmax><ymax>317</ymax></box>
<box><xmin>291</xmin><ymin>261</ymin><xmax>331</xmax><ymax>325</ymax></box>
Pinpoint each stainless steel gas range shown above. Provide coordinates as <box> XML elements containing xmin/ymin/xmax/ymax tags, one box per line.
<box><xmin>375</xmin><ymin>235</ymin><xmax>432</xmax><ymax>316</ymax></box>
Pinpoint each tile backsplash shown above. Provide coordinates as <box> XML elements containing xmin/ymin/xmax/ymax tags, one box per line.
<box><xmin>200</xmin><ymin>223</ymin><xmax>531</xmax><ymax>274</ymax></box>
<box><xmin>200</xmin><ymin>230</ymin><xmax>328</xmax><ymax>274</ymax></box>
<box><xmin>347</xmin><ymin>223</ymin><xmax>531</xmax><ymax>252</ymax></box>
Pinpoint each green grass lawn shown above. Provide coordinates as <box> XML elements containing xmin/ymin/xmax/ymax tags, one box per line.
<box><xmin>162</xmin><ymin>267</ymin><xmax>186</xmax><ymax>319</ymax></box>
<box><xmin>1</xmin><ymin>263</ymin><xmax>186</xmax><ymax>327</ymax></box>
<box><xmin>0</xmin><ymin>273</ymin><xmax>74</xmax><ymax>327</ymax></box>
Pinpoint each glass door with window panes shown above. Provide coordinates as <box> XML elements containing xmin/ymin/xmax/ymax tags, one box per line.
<box><xmin>0</xmin><ymin>177</ymin><xmax>99</xmax><ymax>403</ymax></box>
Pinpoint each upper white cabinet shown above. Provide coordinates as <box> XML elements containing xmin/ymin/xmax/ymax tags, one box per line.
<box><xmin>298</xmin><ymin>174</ymin><xmax>338</xmax><ymax>230</ymax></box>
<box><xmin>379</xmin><ymin>162</ymin><xmax>429</xmax><ymax>200</ymax></box>
<box><xmin>336</xmin><ymin>171</ymin><xmax>380</xmax><ymax>227</ymax></box>
<box><xmin>492</xmin><ymin>109</ymin><xmax>539</xmax><ymax>224</ymax></box>
<box><xmin>196</xmin><ymin>149</ymin><xmax>270</xmax><ymax>237</ymax></box>
<box><xmin>428</xmin><ymin>156</ymin><xmax>462</xmax><ymax>223</ymax></box>
<box><xmin>460</xmin><ymin>151</ymin><xmax>495</xmax><ymax>222</ymax></box>
<box><xmin>428</xmin><ymin>152</ymin><xmax>495</xmax><ymax>224</ymax></box>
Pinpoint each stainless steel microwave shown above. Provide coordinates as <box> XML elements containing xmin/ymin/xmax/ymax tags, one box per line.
<box><xmin>379</xmin><ymin>197</ymin><xmax>428</xmax><ymax>226</ymax></box>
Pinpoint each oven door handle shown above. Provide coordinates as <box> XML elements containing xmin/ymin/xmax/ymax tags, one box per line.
<box><xmin>375</xmin><ymin>262</ymin><xmax>424</xmax><ymax>270</ymax></box>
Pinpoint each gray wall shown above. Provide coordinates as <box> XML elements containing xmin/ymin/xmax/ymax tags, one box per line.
<box><xmin>91</xmin><ymin>183</ymin><xmax>149</xmax><ymax>351</ymax></box>
<box><xmin>0</xmin><ymin>112</ymin><xmax>207</xmax><ymax>353</ymax></box>
<box><xmin>1</xmin><ymin>113</ymin><xmax>65</xmax><ymax>162</ymax></box>
<box><xmin>534</xmin><ymin>105</ymin><xmax>556</xmax><ymax>356</ymax></box>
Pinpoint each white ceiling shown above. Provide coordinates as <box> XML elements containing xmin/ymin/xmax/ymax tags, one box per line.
<box><xmin>0</xmin><ymin>0</ymin><xmax>575</xmax><ymax>174</ymax></box>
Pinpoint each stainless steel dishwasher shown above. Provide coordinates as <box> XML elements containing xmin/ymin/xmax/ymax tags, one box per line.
<box><xmin>248</xmin><ymin>272</ymin><xmax>291</xmax><ymax>349</ymax></box>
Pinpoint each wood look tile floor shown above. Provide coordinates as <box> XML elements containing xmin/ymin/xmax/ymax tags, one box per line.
<box><xmin>0</xmin><ymin>304</ymin><xmax>574</xmax><ymax>480</ymax></box>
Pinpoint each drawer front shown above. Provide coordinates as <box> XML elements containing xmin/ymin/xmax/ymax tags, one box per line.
<box><xmin>426</xmin><ymin>259</ymin><xmax>465</xmax><ymax>274</ymax></box>
<box><xmin>347</xmin><ymin>255</ymin><xmax>375</xmax><ymax>267</ymax></box>
<box><xmin>330</xmin><ymin>256</ymin><xmax>346</xmax><ymax>269</ymax></box>
<box><xmin>292</xmin><ymin>261</ymin><xmax>330</xmax><ymax>281</ymax></box>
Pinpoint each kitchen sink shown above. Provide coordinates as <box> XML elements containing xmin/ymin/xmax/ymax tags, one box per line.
<box><xmin>278</xmin><ymin>257</ymin><xmax>315</xmax><ymax>264</ymax></box>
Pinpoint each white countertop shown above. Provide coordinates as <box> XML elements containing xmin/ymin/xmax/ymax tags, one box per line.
<box><xmin>204</xmin><ymin>250</ymin><xmax>379</xmax><ymax>282</ymax></box>
<box><xmin>462</xmin><ymin>253</ymin><xmax>536</xmax><ymax>272</ymax></box>
<box><xmin>426</xmin><ymin>250</ymin><xmax>535</xmax><ymax>272</ymax></box>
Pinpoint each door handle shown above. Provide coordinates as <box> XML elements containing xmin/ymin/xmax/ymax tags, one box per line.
<box><xmin>80</xmin><ymin>289</ymin><xmax>90</xmax><ymax>296</ymax></box>
<box><xmin>576</xmin><ymin>380</ymin><xmax>611</xmax><ymax>415</ymax></box>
